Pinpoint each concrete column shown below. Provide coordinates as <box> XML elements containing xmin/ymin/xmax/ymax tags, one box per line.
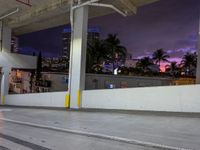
<box><xmin>196</xmin><ymin>13</ymin><xmax>200</xmax><ymax>84</ymax></box>
<box><xmin>0</xmin><ymin>22</ymin><xmax>11</xmax><ymax>53</ymax></box>
<box><xmin>0</xmin><ymin>21</ymin><xmax>2</xmax><ymax>51</ymax></box>
<box><xmin>0</xmin><ymin>67</ymin><xmax>10</xmax><ymax>105</ymax></box>
<box><xmin>0</xmin><ymin>22</ymin><xmax>12</xmax><ymax>105</ymax></box>
<box><xmin>68</xmin><ymin>6</ymin><xmax>88</xmax><ymax>108</ymax></box>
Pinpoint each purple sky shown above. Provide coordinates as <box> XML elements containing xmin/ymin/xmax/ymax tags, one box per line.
<box><xmin>19</xmin><ymin>0</ymin><xmax>200</xmax><ymax>63</ymax></box>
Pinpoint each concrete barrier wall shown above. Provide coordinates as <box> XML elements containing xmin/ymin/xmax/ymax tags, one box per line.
<box><xmin>41</xmin><ymin>72</ymin><xmax>171</xmax><ymax>91</ymax></box>
<box><xmin>82</xmin><ymin>85</ymin><xmax>200</xmax><ymax>113</ymax></box>
<box><xmin>85</xmin><ymin>74</ymin><xmax>171</xmax><ymax>89</ymax></box>
<box><xmin>0</xmin><ymin>52</ymin><xmax>37</xmax><ymax>69</ymax></box>
<box><xmin>4</xmin><ymin>85</ymin><xmax>200</xmax><ymax>112</ymax></box>
<box><xmin>5</xmin><ymin>92</ymin><xmax>68</xmax><ymax>107</ymax></box>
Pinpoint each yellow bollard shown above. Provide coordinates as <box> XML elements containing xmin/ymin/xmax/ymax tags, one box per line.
<box><xmin>77</xmin><ymin>90</ymin><xmax>81</xmax><ymax>107</ymax></box>
<box><xmin>1</xmin><ymin>96</ymin><xmax>5</xmax><ymax>105</ymax></box>
<box><xmin>65</xmin><ymin>94</ymin><xmax>70</xmax><ymax>108</ymax></box>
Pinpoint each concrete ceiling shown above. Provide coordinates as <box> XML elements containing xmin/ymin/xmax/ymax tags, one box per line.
<box><xmin>0</xmin><ymin>0</ymin><xmax>159</xmax><ymax>35</ymax></box>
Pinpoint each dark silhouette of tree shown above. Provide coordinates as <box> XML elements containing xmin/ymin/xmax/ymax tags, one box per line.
<box><xmin>36</xmin><ymin>51</ymin><xmax>42</xmax><ymax>80</ymax></box>
<box><xmin>152</xmin><ymin>49</ymin><xmax>169</xmax><ymax>70</ymax></box>
<box><xmin>165</xmin><ymin>61</ymin><xmax>179</xmax><ymax>77</ymax></box>
<box><xmin>181</xmin><ymin>52</ymin><xmax>197</xmax><ymax>75</ymax></box>
<box><xmin>86</xmin><ymin>34</ymin><xmax>127</xmax><ymax>74</ymax></box>
<box><xmin>29</xmin><ymin>70</ymin><xmax>35</xmax><ymax>93</ymax></box>
<box><xmin>136</xmin><ymin>57</ymin><xmax>153</xmax><ymax>71</ymax></box>
<box><xmin>91</xmin><ymin>64</ymin><xmax>104</xmax><ymax>74</ymax></box>
<box><xmin>117</xmin><ymin>66</ymin><xmax>129</xmax><ymax>75</ymax></box>
<box><xmin>86</xmin><ymin>39</ymin><xmax>107</xmax><ymax>73</ymax></box>
<box><xmin>105</xmin><ymin>34</ymin><xmax>127</xmax><ymax>72</ymax></box>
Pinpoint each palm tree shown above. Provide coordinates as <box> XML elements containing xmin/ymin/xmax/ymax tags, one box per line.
<box><xmin>86</xmin><ymin>39</ymin><xmax>107</xmax><ymax>73</ymax></box>
<box><xmin>136</xmin><ymin>57</ymin><xmax>153</xmax><ymax>72</ymax></box>
<box><xmin>152</xmin><ymin>49</ymin><xmax>169</xmax><ymax>71</ymax></box>
<box><xmin>165</xmin><ymin>61</ymin><xmax>179</xmax><ymax>77</ymax></box>
<box><xmin>181</xmin><ymin>52</ymin><xmax>197</xmax><ymax>75</ymax></box>
<box><xmin>105</xmin><ymin>34</ymin><xmax>127</xmax><ymax>72</ymax></box>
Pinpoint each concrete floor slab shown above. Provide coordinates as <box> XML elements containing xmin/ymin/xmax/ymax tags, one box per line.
<box><xmin>0</xmin><ymin>107</ymin><xmax>200</xmax><ymax>149</ymax></box>
<box><xmin>0</xmin><ymin>122</ymin><xmax>159</xmax><ymax>150</ymax></box>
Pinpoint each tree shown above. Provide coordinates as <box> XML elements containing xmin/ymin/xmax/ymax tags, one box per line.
<box><xmin>165</xmin><ymin>61</ymin><xmax>179</xmax><ymax>77</ymax></box>
<box><xmin>36</xmin><ymin>51</ymin><xmax>42</xmax><ymax>80</ymax></box>
<box><xmin>29</xmin><ymin>70</ymin><xmax>35</xmax><ymax>93</ymax></box>
<box><xmin>86</xmin><ymin>34</ymin><xmax>127</xmax><ymax>74</ymax></box>
<box><xmin>86</xmin><ymin>39</ymin><xmax>107</xmax><ymax>73</ymax></box>
<box><xmin>181</xmin><ymin>52</ymin><xmax>197</xmax><ymax>75</ymax></box>
<box><xmin>117</xmin><ymin>66</ymin><xmax>129</xmax><ymax>75</ymax></box>
<box><xmin>136</xmin><ymin>57</ymin><xmax>153</xmax><ymax>71</ymax></box>
<box><xmin>105</xmin><ymin>34</ymin><xmax>127</xmax><ymax>72</ymax></box>
<box><xmin>152</xmin><ymin>49</ymin><xmax>169</xmax><ymax>71</ymax></box>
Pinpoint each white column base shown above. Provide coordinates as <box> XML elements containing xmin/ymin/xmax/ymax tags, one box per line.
<box><xmin>0</xmin><ymin>67</ymin><xmax>10</xmax><ymax>105</ymax></box>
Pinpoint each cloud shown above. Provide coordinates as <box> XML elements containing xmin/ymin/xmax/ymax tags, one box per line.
<box><xmin>175</xmin><ymin>47</ymin><xmax>196</xmax><ymax>53</ymax></box>
<box><xmin>18</xmin><ymin>0</ymin><xmax>200</xmax><ymax>60</ymax></box>
<box><xmin>167</xmin><ymin>57</ymin><xmax>182</xmax><ymax>64</ymax></box>
<box><xmin>89</xmin><ymin>0</ymin><xmax>199</xmax><ymax>58</ymax></box>
<box><xmin>166</xmin><ymin>50</ymin><xmax>174</xmax><ymax>54</ymax></box>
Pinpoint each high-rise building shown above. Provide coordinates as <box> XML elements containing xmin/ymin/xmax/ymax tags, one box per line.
<box><xmin>11</xmin><ymin>36</ymin><xmax>19</xmax><ymax>53</ymax></box>
<box><xmin>62</xmin><ymin>27</ymin><xmax>100</xmax><ymax>59</ymax></box>
<box><xmin>87</xmin><ymin>27</ymin><xmax>101</xmax><ymax>43</ymax></box>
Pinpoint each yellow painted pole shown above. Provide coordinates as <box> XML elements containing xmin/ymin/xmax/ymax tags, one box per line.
<box><xmin>77</xmin><ymin>90</ymin><xmax>81</xmax><ymax>107</ymax></box>
<box><xmin>65</xmin><ymin>94</ymin><xmax>70</xmax><ymax>108</ymax></box>
<box><xmin>1</xmin><ymin>96</ymin><xmax>5</xmax><ymax>105</ymax></box>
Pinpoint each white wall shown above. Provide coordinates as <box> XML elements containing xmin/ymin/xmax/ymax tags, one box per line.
<box><xmin>0</xmin><ymin>52</ymin><xmax>37</xmax><ymax>69</ymax></box>
<box><xmin>82</xmin><ymin>85</ymin><xmax>200</xmax><ymax>113</ymax></box>
<box><xmin>4</xmin><ymin>85</ymin><xmax>200</xmax><ymax>112</ymax></box>
<box><xmin>5</xmin><ymin>92</ymin><xmax>68</xmax><ymax>107</ymax></box>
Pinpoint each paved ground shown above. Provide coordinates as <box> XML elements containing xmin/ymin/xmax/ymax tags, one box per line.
<box><xmin>0</xmin><ymin>107</ymin><xmax>200</xmax><ymax>150</ymax></box>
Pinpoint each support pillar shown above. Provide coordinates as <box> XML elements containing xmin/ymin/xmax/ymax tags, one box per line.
<box><xmin>68</xmin><ymin>6</ymin><xmax>88</xmax><ymax>108</ymax></box>
<box><xmin>0</xmin><ymin>22</ymin><xmax>12</xmax><ymax>105</ymax></box>
<box><xmin>0</xmin><ymin>21</ymin><xmax>2</xmax><ymax>51</ymax></box>
<box><xmin>0</xmin><ymin>21</ymin><xmax>11</xmax><ymax>53</ymax></box>
<box><xmin>196</xmin><ymin>13</ymin><xmax>200</xmax><ymax>84</ymax></box>
<box><xmin>0</xmin><ymin>67</ymin><xmax>10</xmax><ymax>105</ymax></box>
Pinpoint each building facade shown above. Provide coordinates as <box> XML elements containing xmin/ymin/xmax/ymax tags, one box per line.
<box><xmin>11</xmin><ymin>36</ymin><xmax>19</xmax><ymax>53</ymax></box>
<box><xmin>62</xmin><ymin>27</ymin><xmax>100</xmax><ymax>59</ymax></box>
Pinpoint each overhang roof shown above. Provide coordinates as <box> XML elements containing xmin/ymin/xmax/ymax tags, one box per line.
<box><xmin>0</xmin><ymin>0</ymin><xmax>159</xmax><ymax>35</ymax></box>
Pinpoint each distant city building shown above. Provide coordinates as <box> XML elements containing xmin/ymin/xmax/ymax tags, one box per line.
<box><xmin>41</xmin><ymin>27</ymin><xmax>100</xmax><ymax>72</ymax></box>
<box><xmin>62</xmin><ymin>27</ymin><xmax>100</xmax><ymax>59</ymax></box>
<box><xmin>148</xmin><ymin>64</ymin><xmax>160</xmax><ymax>72</ymax></box>
<box><xmin>124</xmin><ymin>53</ymin><xmax>137</xmax><ymax>68</ymax></box>
<box><xmin>126</xmin><ymin>53</ymin><xmax>133</xmax><ymax>60</ymax></box>
<box><xmin>11</xmin><ymin>36</ymin><xmax>19</xmax><ymax>53</ymax></box>
<box><xmin>124</xmin><ymin>58</ymin><xmax>138</xmax><ymax>68</ymax></box>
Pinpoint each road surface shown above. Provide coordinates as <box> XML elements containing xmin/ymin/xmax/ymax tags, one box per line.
<box><xmin>0</xmin><ymin>107</ymin><xmax>199</xmax><ymax>150</ymax></box>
